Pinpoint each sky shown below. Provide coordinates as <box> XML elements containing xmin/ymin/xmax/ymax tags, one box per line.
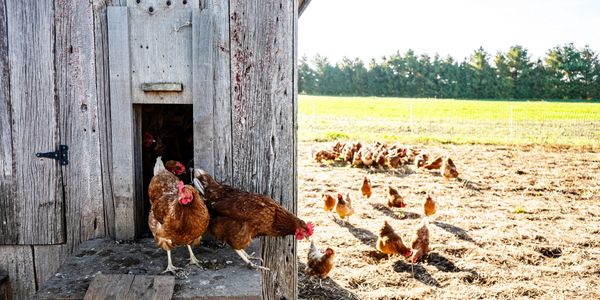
<box><xmin>298</xmin><ymin>0</ymin><xmax>600</xmax><ymax>63</ymax></box>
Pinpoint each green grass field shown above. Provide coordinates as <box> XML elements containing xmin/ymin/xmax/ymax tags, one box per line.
<box><xmin>298</xmin><ymin>95</ymin><xmax>600</xmax><ymax>146</ymax></box>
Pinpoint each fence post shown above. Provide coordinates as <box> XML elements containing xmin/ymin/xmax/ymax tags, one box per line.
<box><xmin>409</xmin><ymin>102</ymin><xmax>414</xmax><ymax>132</ymax></box>
<box><xmin>509</xmin><ymin>106</ymin><xmax>513</xmax><ymax>142</ymax></box>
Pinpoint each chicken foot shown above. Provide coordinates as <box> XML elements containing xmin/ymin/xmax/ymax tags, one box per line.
<box><xmin>235</xmin><ymin>249</ymin><xmax>270</xmax><ymax>271</ymax></box>
<box><xmin>246</xmin><ymin>251</ymin><xmax>264</xmax><ymax>263</ymax></box>
<box><xmin>187</xmin><ymin>245</ymin><xmax>202</xmax><ymax>267</ymax></box>
<box><xmin>161</xmin><ymin>250</ymin><xmax>183</xmax><ymax>274</ymax></box>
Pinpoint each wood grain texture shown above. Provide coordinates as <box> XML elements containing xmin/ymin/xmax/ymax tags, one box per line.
<box><xmin>0</xmin><ymin>0</ymin><xmax>16</xmax><ymax>245</ymax></box>
<box><xmin>107</xmin><ymin>6</ymin><xmax>136</xmax><ymax>240</ymax></box>
<box><xmin>129</xmin><ymin>7</ymin><xmax>194</xmax><ymax>105</ymax></box>
<box><xmin>230</xmin><ymin>1</ymin><xmax>297</xmax><ymax>299</ymax></box>
<box><xmin>32</xmin><ymin>0</ymin><xmax>108</xmax><ymax>286</ymax></box>
<box><xmin>0</xmin><ymin>246</ymin><xmax>36</xmax><ymax>299</ymax></box>
<box><xmin>6</xmin><ymin>0</ymin><xmax>65</xmax><ymax>245</ymax></box>
<box><xmin>133</xmin><ymin>106</ymin><xmax>144</xmax><ymax>237</ymax></box>
<box><xmin>192</xmin><ymin>6</ymin><xmax>215</xmax><ymax>174</ymax></box>
<box><xmin>92</xmin><ymin>0</ymin><xmax>118</xmax><ymax>239</ymax></box>
<box><xmin>84</xmin><ymin>274</ymin><xmax>174</xmax><ymax>300</ymax></box>
<box><xmin>55</xmin><ymin>0</ymin><xmax>106</xmax><ymax>247</ymax></box>
<box><xmin>209</xmin><ymin>0</ymin><xmax>233</xmax><ymax>184</ymax></box>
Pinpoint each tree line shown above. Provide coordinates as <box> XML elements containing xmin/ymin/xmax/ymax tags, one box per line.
<box><xmin>299</xmin><ymin>43</ymin><xmax>600</xmax><ymax>100</ymax></box>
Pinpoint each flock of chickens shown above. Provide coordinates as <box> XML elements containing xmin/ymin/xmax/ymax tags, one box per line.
<box><xmin>144</xmin><ymin>138</ymin><xmax>459</xmax><ymax>289</ymax></box>
<box><xmin>313</xmin><ymin>141</ymin><xmax>459</xmax><ymax>180</ymax></box>
<box><xmin>147</xmin><ymin>157</ymin><xmax>315</xmax><ymax>274</ymax></box>
<box><xmin>313</xmin><ymin>178</ymin><xmax>438</xmax><ymax>280</ymax></box>
<box><xmin>303</xmin><ymin>141</ymin><xmax>461</xmax><ymax>283</ymax></box>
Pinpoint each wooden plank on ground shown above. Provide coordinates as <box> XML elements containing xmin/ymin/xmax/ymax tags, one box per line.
<box><xmin>0</xmin><ymin>0</ymin><xmax>16</xmax><ymax>245</ymax></box>
<box><xmin>107</xmin><ymin>6</ymin><xmax>136</xmax><ymax>240</ymax></box>
<box><xmin>0</xmin><ymin>246</ymin><xmax>36</xmax><ymax>299</ymax></box>
<box><xmin>209</xmin><ymin>0</ymin><xmax>233</xmax><ymax>184</ymax></box>
<box><xmin>6</xmin><ymin>0</ymin><xmax>64</xmax><ymax>245</ymax></box>
<box><xmin>84</xmin><ymin>274</ymin><xmax>174</xmax><ymax>300</ymax></box>
<box><xmin>192</xmin><ymin>6</ymin><xmax>215</xmax><ymax>174</ymax></box>
<box><xmin>229</xmin><ymin>1</ymin><xmax>297</xmax><ymax>299</ymax></box>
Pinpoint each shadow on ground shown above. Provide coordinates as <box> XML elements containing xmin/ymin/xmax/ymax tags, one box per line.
<box><xmin>370</xmin><ymin>203</ymin><xmax>421</xmax><ymax>220</ymax></box>
<box><xmin>432</xmin><ymin>221</ymin><xmax>481</xmax><ymax>246</ymax></box>
<box><xmin>334</xmin><ymin>218</ymin><xmax>377</xmax><ymax>246</ymax></box>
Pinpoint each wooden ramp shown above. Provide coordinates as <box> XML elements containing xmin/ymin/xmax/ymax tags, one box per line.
<box><xmin>84</xmin><ymin>274</ymin><xmax>174</xmax><ymax>300</ymax></box>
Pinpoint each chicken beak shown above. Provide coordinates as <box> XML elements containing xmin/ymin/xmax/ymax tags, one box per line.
<box><xmin>304</xmin><ymin>236</ymin><xmax>310</xmax><ymax>242</ymax></box>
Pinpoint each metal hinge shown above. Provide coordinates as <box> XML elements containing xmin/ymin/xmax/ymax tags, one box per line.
<box><xmin>36</xmin><ymin>145</ymin><xmax>69</xmax><ymax>166</ymax></box>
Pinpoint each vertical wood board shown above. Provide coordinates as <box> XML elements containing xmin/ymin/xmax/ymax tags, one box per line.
<box><xmin>129</xmin><ymin>7</ymin><xmax>194</xmax><ymax>105</ymax></box>
<box><xmin>192</xmin><ymin>7</ymin><xmax>215</xmax><ymax>174</ymax></box>
<box><xmin>230</xmin><ymin>0</ymin><xmax>297</xmax><ymax>299</ymax></box>
<box><xmin>0</xmin><ymin>246</ymin><xmax>36</xmax><ymax>299</ymax></box>
<box><xmin>5</xmin><ymin>0</ymin><xmax>64</xmax><ymax>245</ymax></box>
<box><xmin>0</xmin><ymin>0</ymin><xmax>16</xmax><ymax>244</ymax></box>
<box><xmin>107</xmin><ymin>6</ymin><xmax>136</xmax><ymax>240</ymax></box>
<box><xmin>92</xmin><ymin>0</ymin><xmax>120</xmax><ymax>239</ymax></box>
<box><xmin>208</xmin><ymin>0</ymin><xmax>233</xmax><ymax>184</ymax></box>
<box><xmin>55</xmin><ymin>0</ymin><xmax>106</xmax><ymax>247</ymax></box>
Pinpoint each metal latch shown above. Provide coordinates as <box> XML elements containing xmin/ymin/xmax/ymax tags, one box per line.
<box><xmin>36</xmin><ymin>145</ymin><xmax>69</xmax><ymax>166</ymax></box>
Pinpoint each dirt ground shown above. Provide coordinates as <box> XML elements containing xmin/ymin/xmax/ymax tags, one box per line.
<box><xmin>296</xmin><ymin>142</ymin><xmax>600</xmax><ymax>299</ymax></box>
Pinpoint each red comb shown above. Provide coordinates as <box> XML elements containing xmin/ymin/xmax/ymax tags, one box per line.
<box><xmin>306</xmin><ymin>222</ymin><xmax>315</xmax><ymax>235</ymax></box>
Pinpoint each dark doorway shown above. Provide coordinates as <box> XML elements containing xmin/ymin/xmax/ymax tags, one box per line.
<box><xmin>137</xmin><ymin>104</ymin><xmax>193</xmax><ymax>236</ymax></box>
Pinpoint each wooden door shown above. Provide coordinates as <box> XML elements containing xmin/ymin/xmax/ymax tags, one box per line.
<box><xmin>0</xmin><ymin>0</ymin><xmax>65</xmax><ymax>245</ymax></box>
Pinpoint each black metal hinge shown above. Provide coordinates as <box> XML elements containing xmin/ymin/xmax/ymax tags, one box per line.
<box><xmin>36</xmin><ymin>145</ymin><xmax>69</xmax><ymax>166</ymax></box>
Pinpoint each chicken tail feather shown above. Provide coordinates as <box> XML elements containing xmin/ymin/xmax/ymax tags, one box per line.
<box><xmin>154</xmin><ymin>156</ymin><xmax>166</xmax><ymax>175</ymax></box>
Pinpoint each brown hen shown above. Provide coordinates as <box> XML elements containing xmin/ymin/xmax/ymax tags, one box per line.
<box><xmin>376</xmin><ymin>221</ymin><xmax>412</xmax><ymax>257</ymax></box>
<box><xmin>194</xmin><ymin>169</ymin><xmax>314</xmax><ymax>270</ymax></box>
<box><xmin>148</xmin><ymin>157</ymin><xmax>209</xmax><ymax>274</ymax></box>
<box><xmin>387</xmin><ymin>186</ymin><xmax>406</xmax><ymax>208</ymax></box>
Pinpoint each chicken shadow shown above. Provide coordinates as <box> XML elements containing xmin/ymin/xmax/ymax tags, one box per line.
<box><xmin>333</xmin><ymin>219</ymin><xmax>377</xmax><ymax>247</ymax></box>
<box><xmin>457</xmin><ymin>177</ymin><xmax>483</xmax><ymax>191</ymax></box>
<box><xmin>432</xmin><ymin>221</ymin><xmax>480</xmax><ymax>246</ymax></box>
<box><xmin>298</xmin><ymin>262</ymin><xmax>361</xmax><ymax>300</ymax></box>
<box><xmin>369</xmin><ymin>203</ymin><xmax>421</xmax><ymax>220</ymax></box>
<box><xmin>427</xmin><ymin>253</ymin><xmax>483</xmax><ymax>285</ymax></box>
<box><xmin>393</xmin><ymin>260</ymin><xmax>440</xmax><ymax>287</ymax></box>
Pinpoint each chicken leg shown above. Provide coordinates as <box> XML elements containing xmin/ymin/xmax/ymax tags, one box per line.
<box><xmin>161</xmin><ymin>250</ymin><xmax>183</xmax><ymax>274</ymax></box>
<box><xmin>235</xmin><ymin>249</ymin><xmax>269</xmax><ymax>271</ymax></box>
<box><xmin>187</xmin><ymin>245</ymin><xmax>202</xmax><ymax>267</ymax></box>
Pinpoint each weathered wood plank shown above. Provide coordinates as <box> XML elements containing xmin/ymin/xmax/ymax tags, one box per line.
<box><xmin>0</xmin><ymin>246</ymin><xmax>36</xmax><ymax>299</ymax></box>
<box><xmin>56</xmin><ymin>0</ymin><xmax>106</xmax><ymax>247</ymax></box>
<box><xmin>0</xmin><ymin>269</ymin><xmax>8</xmax><ymax>300</ymax></box>
<box><xmin>129</xmin><ymin>7</ymin><xmax>193</xmax><ymax>105</ymax></box>
<box><xmin>133</xmin><ymin>106</ymin><xmax>145</xmax><ymax>237</ymax></box>
<box><xmin>230</xmin><ymin>1</ymin><xmax>297</xmax><ymax>299</ymax></box>
<box><xmin>107</xmin><ymin>6</ymin><xmax>136</xmax><ymax>240</ymax></box>
<box><xmin>126</xmin><ymin>275</ymin><xmax>174</xmax><ymax>299</ymax></box>
<box><xmin>0</xmin><ymin>0</ymin><xmax>16</xmax><ymax>245</ymax></box>
<box><xmin>6</xmin><ymin>0</ymin><xmax>64</xmax><ymax>245</ymax></box>
<box><xmin>92</xmin><ymin>0</ymin><xmax>117</xmax><ymax>239</ymax></box>
<box><xmin>192</xmin><ymin>6</ymin><xmax>215</xmax><ymax>174</ymax></box>
<box><xmin>209</xmin><ymin>0</ymin><xmax>233</xmax><ymax>184</ymax></box>
<box><xmin>84</xmin><ymin>274</ymin><xmax>175</xmax><ymax>300</ymax></box>
<box><xmin>126</xmin><ymin>0</ymin><xmax>200</xmax><ymax>9</ymax></box>
<box><xmin>33</xmin><ymin>0</ymin><xmax>110</xmax><ymax>287</ymax></box>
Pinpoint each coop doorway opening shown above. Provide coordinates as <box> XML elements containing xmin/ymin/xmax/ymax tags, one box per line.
<box><xmin>137</xmin><ymin>104</ymin><xmax>193</xmax><ymax>237</ymax></box>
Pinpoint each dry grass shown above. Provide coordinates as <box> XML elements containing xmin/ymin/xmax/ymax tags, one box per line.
<box><xmin>297</xmin><ymin>142</ymin><xmax>600</xmax><ymax>299</ymax></box>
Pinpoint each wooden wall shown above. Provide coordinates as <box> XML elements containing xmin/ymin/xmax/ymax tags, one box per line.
<box><xmin>0</xmin><ymin>0</ymin><xmax>298</xmax><ymax>299</ymax></box>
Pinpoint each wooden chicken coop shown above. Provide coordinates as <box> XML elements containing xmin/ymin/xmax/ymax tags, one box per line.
<box><xmin>0</xmin><ymin>0</ymin><xmax>311</xmax><ymax>299</ymax></box>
